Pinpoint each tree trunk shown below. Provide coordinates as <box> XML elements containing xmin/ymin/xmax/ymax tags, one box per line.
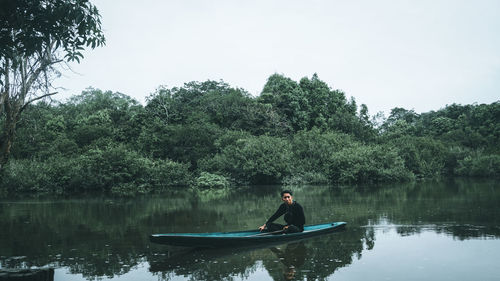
<box><xmin>0</xmin><ymin>55</ymin><xmax>54</xmax><ymax>173</ymax></box>
<box><xmin>0</xmin><ymin>108</ymin><xmax>19</xmax><ymax>172</ymax></box>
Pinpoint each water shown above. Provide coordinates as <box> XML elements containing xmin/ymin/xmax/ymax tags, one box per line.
<box><xmin>1</xmin><ymin>179</ymin><xmax>499</xmax><ymax>281</ymax></box>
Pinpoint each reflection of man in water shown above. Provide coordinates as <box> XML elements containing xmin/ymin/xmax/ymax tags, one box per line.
<box><xmin>270</xmin><ymin>242</ymin><xmax>306</xmax><ymax>280</ymax></box>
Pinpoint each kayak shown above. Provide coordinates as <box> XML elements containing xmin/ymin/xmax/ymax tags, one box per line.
<box><xmin>150</xmin><ymin>222</ymin><xmax>346</xmax><ymax>248</ymax></box>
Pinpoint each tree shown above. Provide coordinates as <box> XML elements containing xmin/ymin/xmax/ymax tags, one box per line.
<box><xmin>259</xmin><ymin>73</ymin><xmax>310</xmax><ymax>132</ymax></box>
<box><xmin>382</xmin><ymin>107</ymin><xmax>419</xmax><ymax>131</ymax></box>
<box><xmin>0</xmin><ymin>0</ymin><xmax>105</xmax><ymax>170</ymax></box>
<box><xmin>146</xmin><ymin>81</ymin><xmax>285</xmax><ymax>135</ymax></box>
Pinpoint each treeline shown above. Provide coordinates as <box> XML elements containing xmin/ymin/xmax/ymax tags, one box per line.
<box><xmin>1</xmin><ymin>74</ymin><xmax>498</xmax><ymax>196</ymax></box>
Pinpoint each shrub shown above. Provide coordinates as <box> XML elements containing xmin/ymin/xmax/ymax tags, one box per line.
<box><xmin>1</xmin><ymin>159</ymin><xmax>52</xmax><ymax>194</ymax></box>
<box><xmin>195</xmin><ymin>172</ymin><xmax>230</xmax><ymax>189</ymax></box>
<box><xmin>455</xmin><ymin>152</ymin><xmax>500</xmax><ymax>177</ymax></box>
<box><xmin>327</xmin><ymin>143</ymin><xmax>414</xmax><ymax>183</ymax></box>
<box><xmin>389</xmin><ymin>136</ymin><xmax>447</xmax><ymax>178</ymax></box>
<box><xmin>0</xmin><ymin>145</ymin><xmax>193</xmax><ymax>196</ymax></box>
<box><xmin>283</xmin><ymin>172</ymin><xmax>329</xmax><ymax>185</ymax></box>
<box><xmin>199</xmin><ymin>135</ymin><xmax>293</xmax><ymax>184</ymax></box>
<box><xmin>290</xmin><ymin>128</ymin><xmax>354</xmax><ymax>176</ymax></box>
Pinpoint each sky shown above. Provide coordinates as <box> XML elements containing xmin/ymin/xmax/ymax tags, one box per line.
<box><xmin>55</xmin><ymin>0</ymin><xmax>500</xmax><ymax>116</ymax></box>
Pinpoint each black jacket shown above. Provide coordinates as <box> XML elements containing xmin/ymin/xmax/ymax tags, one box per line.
<box><xmin>266</xmin><ymin>201</ymin><xmax>305</xmax><ymax>230</ymax></box>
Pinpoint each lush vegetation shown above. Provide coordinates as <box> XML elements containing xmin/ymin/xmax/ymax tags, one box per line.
<box><xmin>0</xmin><ymin>0</ymin><xmax>105</xmax><ymax>171</ymax></box>
<box><xmin>0</xmin><ymin>74</ymin><xmax>498</xmax><ymax>196</ymax></box>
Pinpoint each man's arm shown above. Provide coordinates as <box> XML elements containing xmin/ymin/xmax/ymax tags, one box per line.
<box><xmin>259</xmin><ymin>204</ymin><xmax>286</xmax><ymax>231</ymax></box>
<box><xmin>296</xmin><ymin>203</ymin><xmax>305</xmax><ymax>227</ymax></box>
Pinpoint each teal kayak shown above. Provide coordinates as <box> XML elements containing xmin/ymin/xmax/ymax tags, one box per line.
<box><xmin>150</xmin><ymin>222</ymin><xmax>346</xmax><ymax>247</ymax></box>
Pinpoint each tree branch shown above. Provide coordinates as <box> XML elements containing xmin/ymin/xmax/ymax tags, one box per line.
<box><xmin>0</xmin><ymin>59</ymin><xmax>11</xmax><ymax>117</ymax></box>
<box><xmin>20</xmin><ymin>91</ymin><xmax>58</xmax><ymax>113</ymax></box>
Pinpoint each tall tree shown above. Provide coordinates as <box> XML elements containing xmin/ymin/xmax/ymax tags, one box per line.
<box><xmin>259</xmin><ymin>73</ymin><xmax>310</xmax><ymax>132</ymax></box>
<box><xmin>0</xmin><ymin>0</ymin><xmax>105</xmax><ymax>170</ymax></box>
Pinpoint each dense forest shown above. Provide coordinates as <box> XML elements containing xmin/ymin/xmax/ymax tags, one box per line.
<box><xmin>0</xmin><ymin>73</ymin><xmax>499</xmax><ymax>196</ymax></box>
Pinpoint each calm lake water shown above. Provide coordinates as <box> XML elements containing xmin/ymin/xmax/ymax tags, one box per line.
<box><xmin>1</xmin><ymin>179</ymin><xmax>499</xmax><ymax>281</ymax></box>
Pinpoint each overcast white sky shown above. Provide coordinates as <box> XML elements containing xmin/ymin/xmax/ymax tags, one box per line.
<box><xmin>55</xmin><ymin>0</ymin><xmax>500</xmax><ymax>116</ymax></box>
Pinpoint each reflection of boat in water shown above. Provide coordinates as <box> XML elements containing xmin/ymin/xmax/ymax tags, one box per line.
<box><xmin>148</xmin><ymin>242</ymin><xmax>279</xmax><ymax>272</ymax></box>
<box><xmin>150</xmin><ymin>222</ymin><xmax>346</xmax><ymax>248</ymax></box>
<box><xmin>148</xmin><ymin>225</ymin><xmax>346</xmax><ymax>273</ymax></box>
<box><xmin>148</xmin><ymin>238</ymin><xmax>305</xmax><ymax>272</ymax></box>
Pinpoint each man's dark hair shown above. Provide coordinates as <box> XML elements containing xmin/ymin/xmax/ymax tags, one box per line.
<box><xmin>281</xmin><ymin>190</ymin><xmax>293</xmax><ymax>197</ymax></box>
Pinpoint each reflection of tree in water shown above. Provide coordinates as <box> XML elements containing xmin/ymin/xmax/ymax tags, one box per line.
<box><xmin>1</xmin><ymin>179</ymin><xmax>498</xmax><ymax>280</ymax></box>
<box><xmin>0</xmin><ymin>192</ymin><xmax>240</xmax><ymax>279</ymax></box>
<box><xmin>149</xmin><ymin>246</ymin><xmax>262</xmax><ymax>281</ymax></box>
<box><xmin>148</xmin><ymin>228</ymin><xmax>368</xmax><ymax>281</ymax></box>
<box><xmin>378</xmin><ymin>179</ymin><xmax>500</xmax><ymax>239</ymax></box>
<box><xmin>262</xmin><ymin>228</ymin><xmax>370</xmax><ymax>281</ymax></box>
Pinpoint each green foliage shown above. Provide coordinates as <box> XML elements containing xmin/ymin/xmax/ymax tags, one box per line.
<box><xmin>299</xmin><ymin>74</ymin><xmax>346</xmax><ymax>130</ymax></box>
<box><xmin>259</xmin><ymin>73</ymin><xmax>376</xmax><ymax>140</ymax></box>
<box><xmin>380</xmin><ymin>120</ymin><xmax>417</xmax><ymax>139</ymax></box>
<box><xmin>146</xmin><ymin>81</ymin><xmax>284</xmax><ymax>135</ymax></box>
<box><xmin>195</xmin><ymin>172</ymin><xmax>230</xmax><ymax>189</ymax></box>
<box><xmin>2</xmin><ymin>145</ymin><xmax>192</xmax><ymax>196</ymax></box>
<box><xmin>385</xmin><ymin>102</ymin><xmax>500</xmax><ymax>152</ymax></box>
<box><xmin>383</xmin><ymin>108</ymin><xmax>419</xmax><ymax>129</ymax></box>
<box><xmin>10</xmin><ymin>89</ymin><xmax>144</xmax><ymax>162</ymax></box>
<box><xmin>455</xmin><ymin>152</ymin><xmax>500</xmax><ymax>178</ymax></box>
<box><xmin>67</xmin><ymin>89</ymin><xmax>145</xmax><ymax>145</ymax></box>
<box><xmin>289</xmin><ymin>128</ymin><xmax>354</xmax><ymax>176</ymax></box>
<box><xmin>2</xmin><ymin>77</ymin><xmax>499</xmax><ymax>196</ymax></box>
<box><xmin>283</xmin><ymin>171</ymin><xmax>329</xmax><ymax>186</ymax></box>
<box><xmin>139</xmin><ymin>122</ymin><xmax>223</xmax><ymax>169</ymax></box>
<box><xmin>381</xmin><ymin>102</ymin><xmax>499</xmax><ymax>178</ymax></box>
<box><xmin>0</xmin><ymin>0</ymin><xmax>105</xmax><ymax>61</ymax></box>
<box><xmin>74</xmin><ymin>145</ymin><xmax>191</xmax><ymax>194</ymax></box>
<box><xmin>1</xmin><ymin>159</ymin><xmax>52</xmax><ymax>193</ymax></box>
<box><xmin>388</xmin><ymin>136</ymin><xmax>447</xmax><ymax>178</ymax></box>
<box><xmin>259</xmin><ymin>74</ymin><xmax>309</xmax><ymax>131</ymax></box>
<box><xmin>442</xmin><ymin>146</ymin><xmax>472</xmax><ymax>175</ymax></box>
<box><xmin>199</xmin><ymin>135</ymin><xmax>293</xmax><ymax>184</ymax></box>
<box><xmin>327</xmin><ymin>143</ymin><xmax>414</xmax><ymax>184</ymax></box>
<box><xmin>0</xmin><ymin>1</ymin><xmax>105</xmax><ymax>173</ymax></box>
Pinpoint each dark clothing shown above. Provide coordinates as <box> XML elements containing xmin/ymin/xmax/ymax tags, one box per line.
<box><xmin>266</xmin><ymin>223</ymin><xmax>302</xmax><ymax>234</ymax></box>
<box><xmin>265</xmin><ymin>201</ymin><xmax>305</xmax><ymax>232</ymax></box>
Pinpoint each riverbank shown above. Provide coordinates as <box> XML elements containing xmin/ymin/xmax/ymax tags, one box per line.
<box><xmin>1</xmin><ymin>80</ymin><xmax>498</xmax><ymax>197</ymax></box>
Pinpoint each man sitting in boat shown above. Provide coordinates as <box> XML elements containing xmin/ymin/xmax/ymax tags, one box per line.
<box><xmin>259</xmin><ymin>190</ymin><xmax>305</xmax><ymax>234</ymax></box>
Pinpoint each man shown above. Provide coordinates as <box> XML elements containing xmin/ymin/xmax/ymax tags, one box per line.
<box><xmin>259</xmin><ymin>190</ymin><xmax>305</xmax><ymax>233</ymax></box>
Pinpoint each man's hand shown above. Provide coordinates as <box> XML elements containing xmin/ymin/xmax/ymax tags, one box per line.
<box><xmin>259</xmin><ymin>224</ymin><xmax>266</xmax><ymax>232</ymax></box>
<box><xmin>283</xmin><ymin>225</ymin><xmax>289</xmax><ymax>230</ymax></box>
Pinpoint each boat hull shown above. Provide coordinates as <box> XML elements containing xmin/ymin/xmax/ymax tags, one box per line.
<box><xmin>150</xmin><ymin>222</ymin><xmax>346</xmax><ymax>248</ymax></box>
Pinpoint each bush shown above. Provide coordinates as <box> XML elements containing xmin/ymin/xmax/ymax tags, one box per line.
<box><xmin>138</xmin><ymin>122</ymin><xmax>223</xmax><ymax>169</ymax></box>
<box><xmin>455</xmin><ymin>152</ymin><xmax>500</xmax><ymax>177</ymax></box>
<box><xmin>195</xmin><ymin>172</ymin><xmax>230</xmax><ymax>189</ymax></box>
<box><xmin>443</xmin><ymin>146</ymin><xmax>471</xmax><ymax>175</ymax></box>
<box><xmin>1</xmin><ymin>159</ymin><xmax>53</xmax><ymax>194</ymax></box>
<box><xmin>389</xmin><ymin>136</ymin><xmax>447</xmax><ymax>178</ymax></box>
<box><xmin>0</xmin><ymin>145</ymin><xmax>193</xmax><ymax>196</ymax></box>
<box><xmin>199</xmin><ymin>135</ymin><xmax>293</xmax><ymax>184</ymax></box>
<box><xmin>290</xmin><ymin>128</ymin><xmax>354</xmax><ymax>175</ymax></box>
<box><xmin>327</xmin><ymin>143</ymin><xmax>414</xmax><ymax>183</ymax></box>
<box><xmin>110</xmin><ymin>182</ymin><xmax>148</xmax><ymax>197</ymax></box>
<box><xmin>74</xmin><ymin>145</ymin><xmax>193</xmax><ymax>194</ymax></box>
<box><xmin>283</xmin><ymin>171</ymin><xmax>329</xmax><ymax>185</ymax></box>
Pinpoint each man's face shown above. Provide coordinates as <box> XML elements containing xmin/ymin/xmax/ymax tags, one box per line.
<box><xmin>282</xmin><ymin>193</ymin><xmax>293</xmax><ymax>205</ymax></box>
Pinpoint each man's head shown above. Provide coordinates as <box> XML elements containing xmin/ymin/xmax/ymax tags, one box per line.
<box><xmin>281</xmin><ymin>190</ymin><xmax>293</xmax><ymax>205</ymax></box>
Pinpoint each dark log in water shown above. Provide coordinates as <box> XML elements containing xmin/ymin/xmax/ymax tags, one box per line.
<box><xmin>0</xmin><ymin>268</ymin><xmax>54</xmax><ymax>281</ymax></box>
